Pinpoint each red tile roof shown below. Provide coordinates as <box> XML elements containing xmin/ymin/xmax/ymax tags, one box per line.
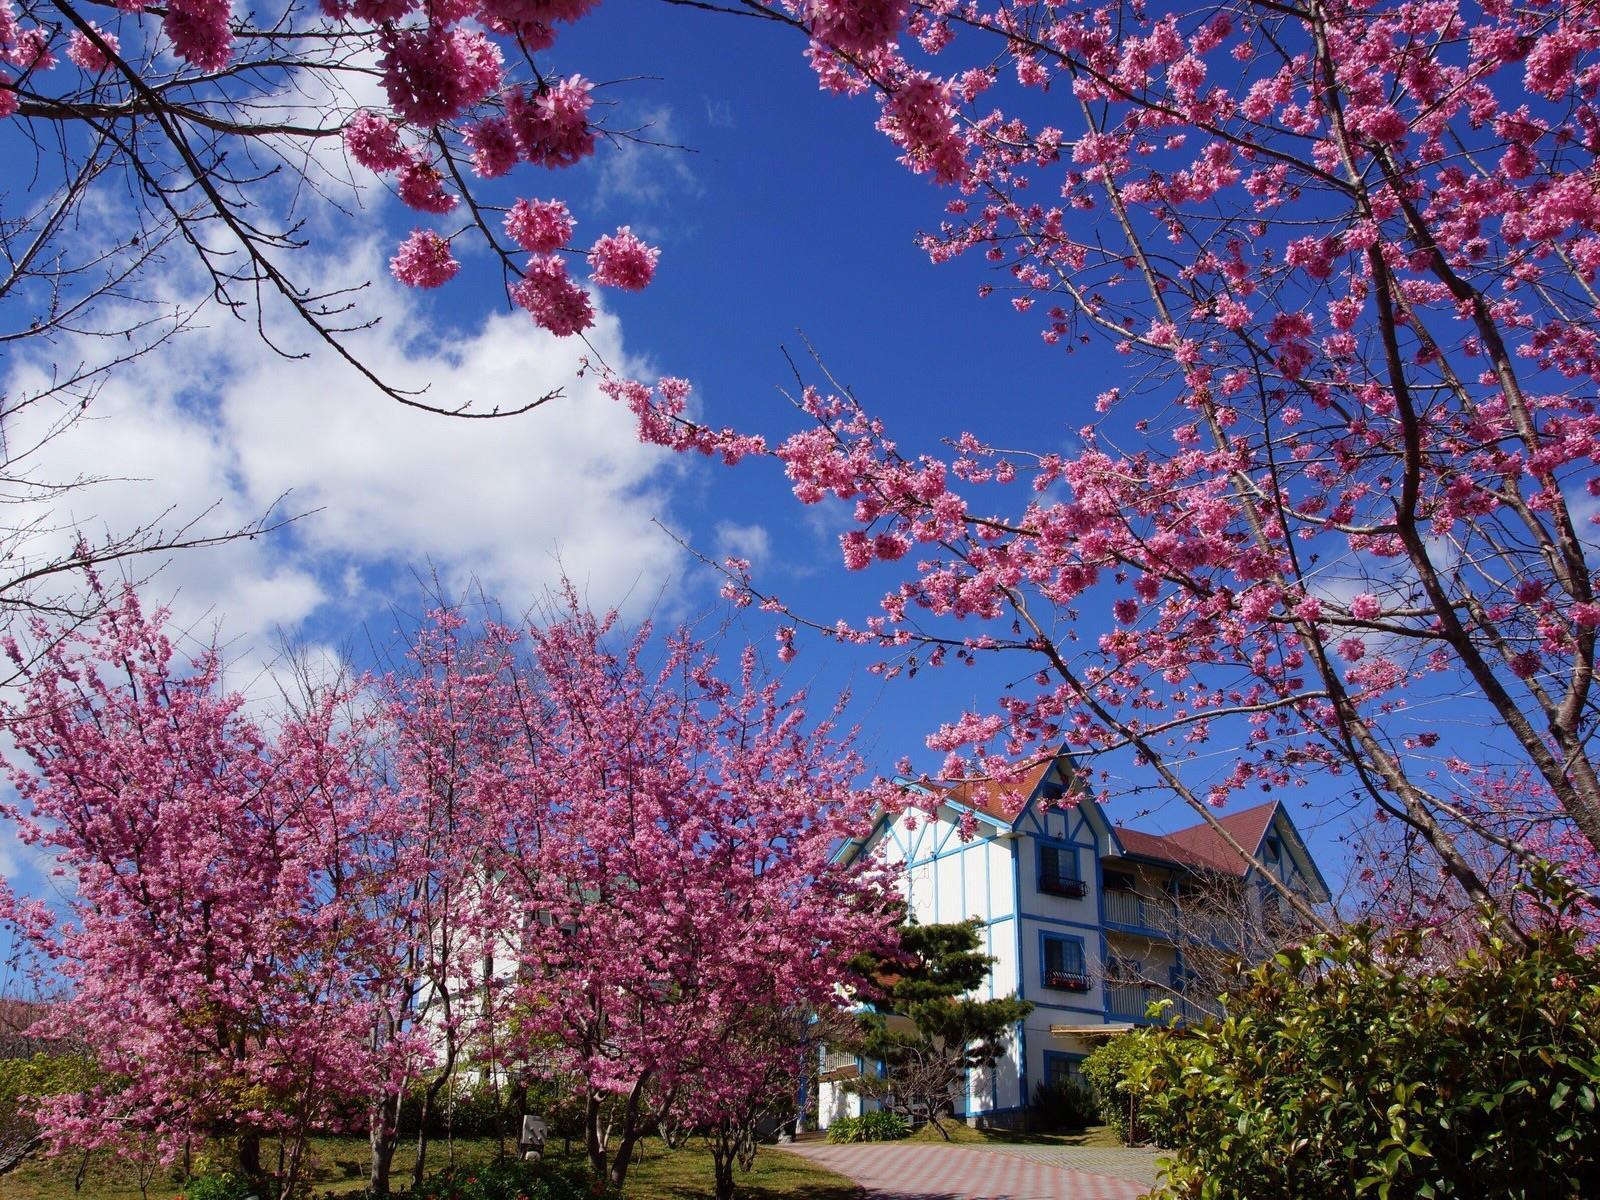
<box><xmin>932</xmin><ymin>758</ymin><xmax>1056</xmax><ymax>824</ymax></box>
<box><xmin>1112</xmin><ymin>801</ymin><xmax>1280</xmax><ymax>876</ymax></box>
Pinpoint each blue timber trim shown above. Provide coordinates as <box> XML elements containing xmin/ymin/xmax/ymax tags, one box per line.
<box><xmin>1028</xmin><ymin>999</ymin><xmax>1106</xmax><ymax>1016</ymax></box>
<box><xmin>1095</xmin><ymin>847</ymin><xmax>1112</xmax><ymax>1024</ymax></box>
<box><xmin>1021</xmin><ymin>911</ymin><xmax>1102</xmax><ymax>933</ymax></box>
<box><xmin>1011</xmin><ymin>836</ymin><xmax>1028</xmax><ymax>1112</ymax></box>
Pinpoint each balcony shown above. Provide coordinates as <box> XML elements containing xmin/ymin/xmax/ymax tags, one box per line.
<box><xmin>1102</xmin><ymin>889</ymin><xmax>1177</xmax><ymax>935</ymax></box>
<box><xmin>1038</xmin><ymin>870</ymin><xmax>1087</xmax><ymax>899</ymax></box>
<box><xmin>1042</xmin><ymin>969</ymin><xmax>1092</xmax><ymax>993</ymax></box>
<box><xmin>1105</xmin><ymin>982</ymin><xmax>1152</xmax><ymax>1019</ymax></box>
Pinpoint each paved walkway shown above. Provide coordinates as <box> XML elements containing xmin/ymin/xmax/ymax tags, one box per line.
<box><xmin>783</xmin><ymin>1141</ymin><xmax>1151</xmax><ymax>1200</ymax></box>
<box><xmin>973</xmin><ymin>1142</ymin><xmax>1160</xmax><ymax>1189</ymax></box>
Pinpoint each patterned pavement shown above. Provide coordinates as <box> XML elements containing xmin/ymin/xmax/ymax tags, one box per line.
<box><xmin>782</xmin><ymin>1141</ymin><xmax>1152</xmax><ymax>1200</ymax></box>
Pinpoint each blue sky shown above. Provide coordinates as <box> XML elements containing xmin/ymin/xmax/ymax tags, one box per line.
<box><xmin>0</xmin><ymin>3</ymin><xmax>1363</xmax><ymax>900</ymax></box>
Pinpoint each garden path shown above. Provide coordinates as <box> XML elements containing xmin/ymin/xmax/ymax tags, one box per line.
<box><xmin>781</xmin><ymin>1141</ymin><xmax>1151</xmax><ymax>1200</ymax></box>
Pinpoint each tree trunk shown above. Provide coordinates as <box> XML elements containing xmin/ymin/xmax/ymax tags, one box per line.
<box><xmin>712</xmin><ymin>1143</ymin><xmax>737</xmax><ymax>1200</ymax></box>
<box><xmin>410</xmin><ymin>1070</ymin><xmax>451</xmax><ymax>1192</ymax></box>
<box><xmin>585</xmin><ymin>1092</ymin><xmax>608</xmax><ymax>1180</ymax></box>
<box><xmin>369</xmin><ymin>1091</ymin><xmax>402</xmax><ymax>1197</ymax></box>
<box><xmin>238</xmin><ymin>1130</ymin><xmax>263</xmax><ymax>1184</ymax></box>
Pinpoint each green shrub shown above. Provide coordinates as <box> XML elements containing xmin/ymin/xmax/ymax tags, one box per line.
<box><xmin>1081</xmin><ymin>1033</ymin><xmax>1171</xmax><ymax>1146</ymax></box>
<box><xmin>179</xmin><ymin>1172</ymin><xmax>257</xmax><ymax>1200</ymax></box>
<box><xmin>1030</xmin><ymin>1078</ymin><xmax>1098</xmax><ymax>1132</ymax></box>
<box><xmin>825</xmin><ymin>1111</ymin><xmax>910</xmax><ymax>1143</ymax></box>
<box><xmin>410</xmin><ymin>1157</ymin><xmax>618</xmax><ymax>1200</ymax></box>
<box><xmin>1131</xmin><ymin>887</ymin><xmax>1600</xmax><ymax>1199</ymax></box>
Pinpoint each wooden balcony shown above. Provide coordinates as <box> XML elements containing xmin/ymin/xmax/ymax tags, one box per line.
<box><xmin>1102</xmin><ymin>889</ymin><xmax>1178</xmax><ymax>935</ymax></box>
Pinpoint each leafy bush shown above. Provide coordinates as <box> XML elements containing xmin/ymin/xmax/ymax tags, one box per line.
<box><xmin>179</xmin><ymin>1172</ymin><xmax>257</xmax><ymax>1200</ymax></box>
<box><xmin>1081</xmin><ymin>1034</ymin><xmax>1171</xmax><ymax>1146</ymax></box>
<box><xmin>825</xmin><ymin>1111</ymin><xmax>910</xmax><ymax>1143</ymax></box>
<box><xmin>1030</xmin><ymin>1078</ymin><xmax>1098</xmax><ymax>1132</ymax></box>
<box><xmin>1132</xmin><ymin>889</ymin><xmax>1600</xmax><ymax>1199</ymax></box>
<box><xmin>399</xmin><ymin>1076</ymin><xmax>519</xmax><ymax>1140</ymax></box>
<box><xmin>410</xmin><ymin>1157</ymin><xmax>619</xmax><ymax>1200</ymax></box>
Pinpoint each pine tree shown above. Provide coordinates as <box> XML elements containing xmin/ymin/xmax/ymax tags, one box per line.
<box><xmin>845</xmin><ymin>918</ymin><xmax>1032</xmax><ymax>1138</ymax></box>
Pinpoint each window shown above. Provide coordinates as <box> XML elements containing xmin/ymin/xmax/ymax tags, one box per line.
<box><xmin>1103</xmin><ymin>869</ymin><xmax>1136</xmax><ymax>893</ymax></box>
<box><xmin>1038</xmin><ymin>841</ymin><xmax>1086</xmax><ymax>897</ymax></box>
<box><xmin>1038</xmin><ymin>779</ymin><xmax>1067</xmax><ymax>804</ymax></box>
<box><xmin>1041</xmin><ymin>933</ymin><xmax>1089</xmax><ymax>992</ymax></box>
<box><xmin>1042</xmin><ymin>1051</ymin><xmax>1086</xmax><ymax>1090</ymax></box>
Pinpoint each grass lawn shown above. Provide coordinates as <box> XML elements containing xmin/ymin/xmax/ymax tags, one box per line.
<box><xmin>0</xmin><ymin>1137</ymin><xmax>858</xmax><ymax>1200</ymax></box>
<box><xmin>906</xmin><ymin>1121</ymin><xmax>1123</xmax><ymax>1149</ymax></box>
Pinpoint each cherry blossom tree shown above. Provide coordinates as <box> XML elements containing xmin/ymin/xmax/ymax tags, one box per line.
<box><xmin>612</xmin><ymin>0</ymin><xmax>1600</xmax><ymax>937</ymax></box>
<box><xmin>1</xmin><ymin>0</ymin><xmax>662</xmax><ymax>410</ymax></box>
<box><xmin>0</xmin><ymin>0</ymin><xmax>663</xmax><ymax>637</ymax></box>
<box><xmin>470</xmin><ymin>597</ymin><xmax>895</xmax><ymax>1190</ymax></box>
<box><xmin>0</xmin><ymin>583</ymin><xmax>386</xmax><ymax>1191</ymax></box>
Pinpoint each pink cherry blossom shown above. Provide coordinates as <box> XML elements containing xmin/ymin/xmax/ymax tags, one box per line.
<box><xmin>344</xmin><ymin>109</ymin><xmax>409</xmax><ymax>173</ymax></box>
<box><xmin>504</xmin><ymin>196</ymin><xmax>573</xmax><ymax>253</ymax></box>
<box><xmin>389</xmin><ymin>230</ymin><xmax>459</xmax><ymax>288</ymax></box>
<box><xmin>587</xmin><ymin>226</ymin><xmax>659</xmax><ymax>290</ymax></box>
<box><xmin>510</xmin><ymin>253</ymin><xmax>593</xmax><ymax>336</ymax></box>
<box><xmin>65</xmin><ymin>26</ymin><xmax>117</xmax><ymax>71</ymax></box>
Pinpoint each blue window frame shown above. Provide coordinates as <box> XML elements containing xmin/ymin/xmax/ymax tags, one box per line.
<box><xmin>1041</xmin><ymin>1050</ymin><xmax>1086</xmax><ymax>1089</ymax></box>
<box><xmin>1037</xmin><ymin>839</ymin><xmax>1086</xmax><ymax>898</ymax></box>
<box><xmin>1040</xmin><ymin>932</ymin><xmax>1089</xmax><ymax>992</ymax></box>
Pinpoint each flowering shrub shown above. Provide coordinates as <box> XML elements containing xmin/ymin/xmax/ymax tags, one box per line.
<box><xmin>1129</xmin><ymin>881</ymin><xmax>1600</xmax><ymax>1198</ymax></box>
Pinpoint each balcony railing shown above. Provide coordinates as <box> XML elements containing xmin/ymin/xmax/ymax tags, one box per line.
<box><xmin>1038</xmin><ymin>871</ymin><xmax>1087</xmax><ymax>898</ymax></box>
<box><xmin>1102</xmin><ymin>889</ymin><xmax>1178</xmax><ymax>934</ymax></box>
<box><xmin>1042</xmin><ymin>968</ymin><xmax>1092</xmax><ymax>993</ymax></box>
<box><xmin>1105</xmin><ymin>982</ymin><xmax>1151</xmax><ymax>1019</ymax></box>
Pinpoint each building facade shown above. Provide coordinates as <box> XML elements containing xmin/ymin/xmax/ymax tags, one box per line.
<box><xmin>815</xmin><ymin>755</ymin><xmax>1330</xmax><ymax>1129</ymax></box>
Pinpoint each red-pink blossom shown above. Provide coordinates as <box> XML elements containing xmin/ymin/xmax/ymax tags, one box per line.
<box><xmin>504</xmin><ymin>197</ymin><xmax>573</xmax><ymax>253</ymax></box>
<box><xmin>65</xmin><ymin>26</ymin><xmax>117</xmax><ymax>71</ymax></box>
<box><xmin>344</xmin><ymin>110</ymin><xmax>408</xmax><ymax>173</ymax></box>
<box><xmin>587</xmin><ymin>226</ymin><xmax>659</xmax><ymax>290</ymax></box>
<box><xmin>389</xmin><ymin>230</ymin><xmax>459</xmax><ymax>288</ymax></box>
<box><xmin>510</xmin><ymin>253</ymin><xmax>593</xmax><ymax>336</ymax></box>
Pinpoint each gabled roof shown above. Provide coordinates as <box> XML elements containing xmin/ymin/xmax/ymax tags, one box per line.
<box><xmin>1111</xmin><ymin>801</ymin><xmax>1281</xmax><ymax>878</ymax></box>
<box><xmin>929</xmin><ymin>757</ymin><xmax>1058</xmax><ymax>826</ymax></box>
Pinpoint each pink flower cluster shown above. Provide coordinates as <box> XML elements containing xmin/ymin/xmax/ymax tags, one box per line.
<box><xmin>504</xmin><ymin>197</ymin><xmax>574</xmax><ymax>253</ymax></box>
<box><xmin>510</xmin><ymin>253</ymin><xmax>593</xmax><ymax>336</ymax></box>
<box><xmin>389</xmin><ymin>230</ymin><xmax>459</xmax><ymax>288</ymax></box>
<box><xmin>65</xmin><ymin>26</ymin><xmax>118</xmax><ymax>71</ymax></box>
<box><xmin>587</xmin><ymin>226</ymin><xmax>659</xmax><ymax>290</ymax></box>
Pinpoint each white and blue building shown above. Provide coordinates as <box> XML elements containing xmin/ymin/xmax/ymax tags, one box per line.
<box><xmin>815</xmin><ymin>754</ymin><xmax>1329</xmax><ymax>1129</ymax></box>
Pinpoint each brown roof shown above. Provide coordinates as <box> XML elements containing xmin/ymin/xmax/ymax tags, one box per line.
<box><xmin>1112</xmin><ymin>801</ymin><xmax>1279</xmax><ymax>877</ymax></box>
<box><xmin>932</xmin><ymin>757</ymin><xmax>1056</xmax><ymax>824</ymax></box>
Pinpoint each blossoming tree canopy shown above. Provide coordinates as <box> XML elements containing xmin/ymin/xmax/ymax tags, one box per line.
<box><xmin>607</xmin><ymin>0</ymin><xmax>1600</xmax><ymax>923</ymax></box>
<box><xmin>0</xmin><ymin>0</ymin><xmax>660</xmax><ymax>414</ymax></box>
<box><xmin>0</xmin><ymin>588</ymin><xmax>392</xmax><ymax>1185</ymax></box>
<box><xmin>469</xmin><ymin>599</ymin><xmax>895</xmax><ymax>1188</ymax></box>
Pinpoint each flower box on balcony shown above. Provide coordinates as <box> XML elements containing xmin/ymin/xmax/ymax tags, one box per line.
<box><xmin>1038</xmin><ymin>872</ymin><xmax>1087</xmax><ymax>898</ymax></box>
<box><xmin>1043</xmin><ymin>969</ymin><xmax>1091</xmax><ymax>992</ymax></box>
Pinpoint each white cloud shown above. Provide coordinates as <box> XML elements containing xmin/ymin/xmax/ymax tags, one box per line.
<box><xmin>593</xmin><ymin>104</ymin><xmax>702</xmax><ymax>231</ymax></box>
<box><xmin>1</xmin><ymin>240</ymin><xmax>688</xmax><ymax>662</ymax></box>
<box><xmin>713</xmin><ymin>520</ymin><xmax>771</xmax><ymax>568</ymax></box>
